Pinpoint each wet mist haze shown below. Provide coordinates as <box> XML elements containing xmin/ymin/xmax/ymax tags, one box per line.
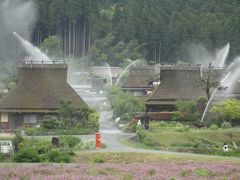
<box><xmin>0</xmin><ymin>0</ymin><xmax>37</xmax><ymax>65</ymax></box>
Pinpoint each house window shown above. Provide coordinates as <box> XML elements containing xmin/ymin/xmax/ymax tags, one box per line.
<box><xmin>1</xmin><ymin>113</ymin><xmax>8</xmax><ymax>122</ymax></box>
<box><xmin>24</xmin><ymin>114</ymin><xmax>37</xmax><ymax>124</ymax></box>
<box><xmin>133</xmin><ymin>91</ymin><xmax>144</xmax><ymax>96</ymax></box>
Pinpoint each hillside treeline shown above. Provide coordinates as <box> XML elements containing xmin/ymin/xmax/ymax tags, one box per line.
<box><xmin>35</xmin><ymin>0</ymin><xmax>240</xmax><ymax>65</ymax></box>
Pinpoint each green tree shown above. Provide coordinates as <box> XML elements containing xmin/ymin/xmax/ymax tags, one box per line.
<box><xmin>39</xmin><ymin>35</ymin><xmax>61</xmax><ymax>58</ymax></box>
<box><xmin>106</xmin><ymin>86</ymin><xmax>145</xmax><ymax>119</ymax></box>
<box><xmin>210</xmin><ymin>98</ymin><xmax>240</xmax><ymax>123</ymax></box>
<box><xmin>34</xmin><ymin>0</ymin><xmax>240</xmax><ymax>64</ymax></box>
<box><xmin>58</xmin><ymin>100</ymin><xmax>99</xmax><ymax>130</ymax></box>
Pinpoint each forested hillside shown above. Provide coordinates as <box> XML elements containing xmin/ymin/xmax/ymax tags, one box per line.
<box><xmin>35</xmin><ymin>0</ymin><xmax>240</xmax><ymax>66</ymax></box>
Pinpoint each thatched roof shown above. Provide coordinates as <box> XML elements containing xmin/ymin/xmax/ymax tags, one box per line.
<box><xmin>121</xmin><ymin>66</ymin><xmax>156</xmax><ymax>90</ymax></box>
<box><xmin>92</xmin><ymin>66</ymin><xmax>123</xmax><ymax>78</ymax></box>
<box><xmin>0</xmin><ymin>62</ymin><xmax>88</xmax><ymax>112</ymax></box>
<box><xmin>146</xmin><ymin>68</ymin><xmax>206</xmax><ymax>104</ymax></box>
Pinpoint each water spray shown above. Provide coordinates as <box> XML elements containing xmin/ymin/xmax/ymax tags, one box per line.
<box><xmin>13</xmin><ymin>32</ymin><xmax>52</xmax><ymax>62</ymax></box>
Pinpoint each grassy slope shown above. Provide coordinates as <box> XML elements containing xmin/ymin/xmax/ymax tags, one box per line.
<box><xmin>130</xmin><ymin>123</ymin><xmax>240</xmax><ymax>153</ymax></box>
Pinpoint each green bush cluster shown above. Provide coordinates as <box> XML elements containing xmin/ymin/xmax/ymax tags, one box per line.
<box><xmin>221</xmin><ymin>122</ymin><xmax>232</xmax><ymax>129</ymax></box>
<box><xmin>14</xmin><ymin>148</ymin><xmax>71</xmax><ymax>163</ymax></box>
<box><xmin>106</xmin><ymin>86</ymin><xmax>145</xmax><ymax>122</ymax></box>
<box><xmin>14</xmin><ymin>148</ymin><xmax>41</xmax><ymax>162</ymax></box>
<box><xmin>123</xmin><ymin>120</ymin><xmax>137</xmax><ymax>133</ymax></box>
<box><xmin>59</xmin><ymin>136</ymin><xmax>81</xmax><ymax>148</ymax></box>
<box><xmin>171</xmin><ymin>112</ymin><xmax>201</xmax><ymax>122</ymax></box>
<box><xmin>209</xmin><ymin>124</ymin><xmax>219</xmax><ymax>130</ymax></box>
<box><xmin>136</xmin><ymin>126</ymin><xmax>146</xmax><ymax>142</ymax></box>
<box><xmin>94</xmin><ymin>157</ymin><xmax>105</xmax><ymax>163</ymax></box>
<box><xmin>41</xmin><ymin>117</ymin><xmax>60</xmax><ymax>129</ymax></box>
<box><xmin>33</xmin><ymin>100</ymin><xmax>100</xmax><ymax>134</ymax></box>
<box><xmin>13</xmin><ymin>134</ymin><xmax>24</xmax><ymax>152</ymax></box>
<box><xmin>58</xmin><ymin>101</ymin><xmax>100</xmax><ymax>130</ymax></box>
<box><xmin>12</xmin><ymin>135</ymin><xmax>78</xmax><ymax>163</ymax></box>
<box><xmin>47</xmin><ymin>149</ymin><xmax>70</xmax><ymax>163</ymax></box>
<box><xmin>22</xmin><ymin>127</ymin><xmax>94</xmax><ymax>136</ymax></box>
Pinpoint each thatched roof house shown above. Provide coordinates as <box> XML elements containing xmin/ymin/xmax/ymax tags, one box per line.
<box><xmin>121</xmin><ymin>66</ymin><xmax>156</xmax><ymax>96</ymax></box>
<box><xmin>146</xmin><ymin>65</ymin><xmax>206</xmax><ymax>112</ymax></box>
<box><xmin>0</xmin><ymin>61</ymin><xmax>87</xmax><ymax>129</ymax></box>
<box><xmin>92</xmin><ymin>66</ymin><xmax>123</xmax><ymax>84</ymax></box>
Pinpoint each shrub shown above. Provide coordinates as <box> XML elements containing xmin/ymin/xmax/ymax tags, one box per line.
<box><xmin>0</xmin><ymin>153</ymin><xmax>11</xmax><ymax>162</ymax></box>
<box><xmin>59</xmin><ymin>136</ymin><xmax>81</xmax><ymax>148</ymax></box>
<box><xmin>120</xmin><ymin>113</ymin><xmax>131</xmax><ymax>124</ymax></box>
<box><xmin>94</xmin><ymin>157</ymin><xmax>105</xmax><ymax>163</ymax></box>
<box><xmin>171</xmin><ymin>112</ymin><xmax>201</xmax><ymax>122</ymax></box>
<box><xmin>147</xmin><ymin>169</ymin><xmax>156</xmax><ymax>176</ymax></box>
<box><xmin>14</xmin><ymin>148</ymin><xmax>41</xmax><ymax>162</ymax></box>
<box><xmin>221</xmin><ymin>122</ymin><xmax>232</xmax><ymax>129</ymax></box>
<box><xmin>41</xmin><ymin>117</ymin><xmax>60</xmax><ymax>129</ymax></box>
<box><xmin>86</xmin><ymin>112</ymin><xmax>100</xmax><ymax>131</ymax></box>
<box><xmin>182</xmin><ymin>112</ymin><xmax>201</xmax><ymax>121</ymax></box>
<box><xmin>33</xmin><ymin>140</ymin><xmax>52</xmax><ymax>154</ymax></box>
<box><xmin>171</xmin><ymin>111</ymin><xmax>183</xmax><ymax>121</ymax></box>
<box><xmin>23</xmin><ymin>128</ymin><xmax>39</xmax><ymax>136</ymax></box>
<box><xmin>196</xmin><ymin>97</ymin><xmax>208</xmax><ymax>113</ymax></box>
<box><xmin>176</xmin><ymin>100</ymin><xmax>197</xmax><ymax>113</ymax></box>
<box><xmin>47</xmin><ymin>149</ymin><xmax>70</xmax><ymax>163</ymax></box>
<box><xmin>136</xmin><ymin>126</ymin><xmax>146</xmax><ymax>142</ymax></box>
<box><xmin>209</xmin><ymin>124</ymin><xmax>219</xmax><ymax>130</ymax></box>
<box><xmin>13</xmin><ymin>134</ymin><xmax>24</xmax><ymax>152</ymax></box>
<box><xmin>124</xmin><ymin>120</ymin><xmax>137</xmax><ymax>132</ymax></box>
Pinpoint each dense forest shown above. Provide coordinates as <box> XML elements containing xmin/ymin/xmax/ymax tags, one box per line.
<box><xmin>34</xmin><ymin>0</ymin><xmax>240</xmax><ymax>66</ymax></box>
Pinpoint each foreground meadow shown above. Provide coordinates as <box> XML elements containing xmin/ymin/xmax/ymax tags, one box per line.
<box><xmin>130</xmin><ymin>122</ymin><xmax>240</xmax><ymax>156</ymax></box>
<box><xmin>0</xmin><ymin>152</ymin><xmax>239</xmax><ymax>180</ymax></box>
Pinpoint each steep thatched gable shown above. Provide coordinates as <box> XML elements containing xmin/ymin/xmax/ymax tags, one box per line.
<box><xmin>121</xmin><ymin>66</ymin><xmax>156</xmax><ymax>90</ymax></box>
<box><xmin>0</xmin><ymin>63</ymin><xmax>88</xmax><ymax>112</ymax></box>
<box><xmin>146</xmin><ymin>67</ymin><xmax>206</xmax><ymax>104</ymax></box>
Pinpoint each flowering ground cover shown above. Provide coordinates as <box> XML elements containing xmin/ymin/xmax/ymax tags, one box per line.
<box><xmin>0</xmin><ymin>152</ymin><xmax>239</xmax><ymax>180</ymax></box>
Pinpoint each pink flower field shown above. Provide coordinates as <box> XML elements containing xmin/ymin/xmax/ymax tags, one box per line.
<box><xmin>0</xmin><ymin>161</ymin><xmax>239</xmax><ymax>180</ymax></box>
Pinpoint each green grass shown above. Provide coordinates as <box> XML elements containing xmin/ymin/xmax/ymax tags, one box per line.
<box><xmin>73</xmin><ymin>152</ymin><xmax>240</xmax><ymax>164</ymax></box>
<box><xmin>88</xmin><ymin>166</ymin><xmax>132</xmax><ymax>178</ymax></box>
<box><xmin>194</xmin><ymin>168</ymin><xmax>215</xmax><ymax>177</ymax></box>
<box><xmin>130</xmin><ymin>122</ymin><xmax>240</xmax><ymax>155</ymax></box>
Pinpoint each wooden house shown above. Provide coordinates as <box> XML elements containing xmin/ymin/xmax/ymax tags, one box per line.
<box><xmin>0</xmin><ymin>61</ymin><xmax>88</xmax><ymax>129</ymax></box>
<box><xmin>146</xmin><ymin>65</ymin><xmax>206</xmax><ymax>112</ymax></box>
<box><xmin>121</xmin><ymin>66</ymin><xmax>156</xmax><ymax>97</ymax></box>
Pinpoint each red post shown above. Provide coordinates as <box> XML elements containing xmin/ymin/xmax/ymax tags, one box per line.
<box><xmin>95</xmin><ymin>132</ymin><xmax>101</xmax><ymax>149</ymax></box>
